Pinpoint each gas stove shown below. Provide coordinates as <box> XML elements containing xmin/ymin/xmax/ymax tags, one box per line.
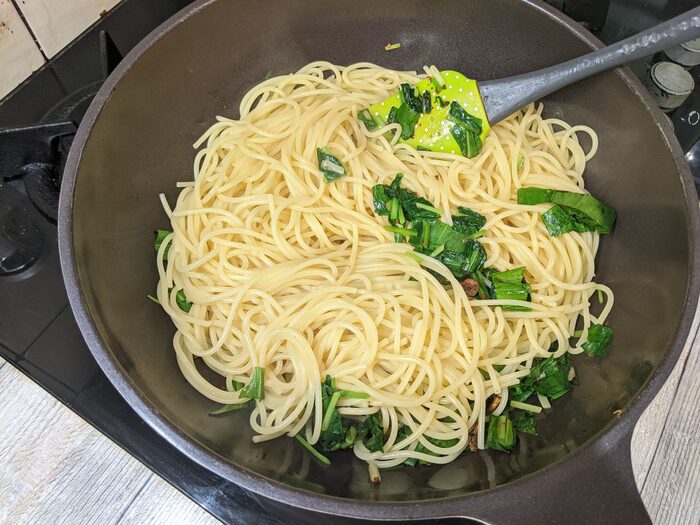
<box><xmin>0</xmin><ymin>1</ymin><xmax>697</xmax><ymax>523</ymax></box>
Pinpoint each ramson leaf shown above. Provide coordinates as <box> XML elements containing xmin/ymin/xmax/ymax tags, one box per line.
<box><xmin>240</xmin><ymin>367</ymin><xmax>265</xmax><ymax>400</ymax></box>
<box><xmin>517</xmin><ymin>187</ymin><xmax>616</xmax><ymax>236</ymax></box>
<box><xmin>389</xmin><ymin>103</ymin><xmax>421</xmax><ymax>140</ymax></box>
<box><xmin>447</xmin><ymin>101</ymin><xmax>483</xmax><ymax>135</ymax></box>
<box><xmin>582</xmin><ymin>323</ymin><xmax>613</xmax><ymax>356</ymax></box>
<box><xmin>486</xmin><ymin>413</ymin><xmax>516</xmax><ymax>452</ymax></box>
<box><xmin>452</xmin><ymin>207</ymin><xmax>486</xmax><ymax>235</ymax></box>
<box><xmin>316</xmin><ymin>147</ymin><xmax>347</xmax><ymax>182</ymax></box>
<box><xmin>512</xmin><ymin>411</ymin><xmax>538</xmax><ymax>436</ymax></box>
<box><xmin>358</xmin><ymin>415</ymin><xmax>385</xmax><ymax>452</ymax></box>
<box><xmin>154</xmin><ymin>230</ymin><xmax>171</xmax><ymax>261</ymax></box>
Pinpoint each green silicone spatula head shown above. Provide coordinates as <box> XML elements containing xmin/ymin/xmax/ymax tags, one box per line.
<box><xmin>366</xmin><ymin>6</ymin><xmax>700</xmax><ymax>158</ymax></box>
<box><xmin>368</xmin><ymin>69</ymin><xmax>490</xmax><ymax>157</ymax></box>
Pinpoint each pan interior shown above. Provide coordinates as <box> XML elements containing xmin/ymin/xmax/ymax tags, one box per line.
<box><xmin>68</xmin><ymin>0</ymin><xmax>691</xmax><ymax>502</ymax></box>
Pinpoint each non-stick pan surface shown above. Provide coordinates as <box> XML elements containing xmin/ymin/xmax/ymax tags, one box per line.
<box><xmin>59</xmin><ymin>0</ymin><xmax>700</xmax><ymax>522</ymax></box>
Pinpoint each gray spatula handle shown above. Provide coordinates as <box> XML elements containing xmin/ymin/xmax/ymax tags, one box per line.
<box><xmin>479</xmin><ymin>6</ymin><xmax>700</xmax><ymax>124</ymax></box>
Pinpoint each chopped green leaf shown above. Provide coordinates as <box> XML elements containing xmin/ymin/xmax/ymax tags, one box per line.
<box><xmin>462</xmin><ymin>240</ymin><xmax>487</xmax><ymax>273</ymax></box>
<box><xmin>509</xmin><ymin>383</ymin><xmax>533</xmax><ymax>404</ymax></box>
<box><xmin>443</xmin><ymin>230</ymin><xmax>469</xmax><ymax>253</ymax></box>
<box><xmin>486</xmin><ymin>414</ymin><xmax>516</xmax><ymax>452</ymax></box>
<box><xmin>384</xmin><ymin>225</ymin><xmax>417</xmax><ymax>238</ymax></box>
<box><xmin>397</xmin><ymin>202</ymin><xmax>406</xmax><ymax>225</ymax></box>
<box><xmin>154</xmin><ymin>230</ymin><xmax>171</xmax><ymax>261</ymax></box>
<box><xmin>493</xmin><ymin>282</ymin><xmax>531</xmax><ymax>307</ymax></box>
<box><xmin>295</xmin><ymin>434</ymin><xmax>331</xmax><ymax>464</ymax></box>
<box><xmin>421</xmin><ymin>90</ymin><xmax>432</xmax><ymax>113</ymax></box>
<box><xmin>388</xmin><ymin>103</ymin><xmax>421</xmax><ymax>140</ymax></box>
<box><xmin>430</xmin><ymin>244</ymin><xmax>445</xmax><ymax>257</ymax></box>
<box><xmin>175</xmin><ymin>290</ymin><xmax>192</xmax><ymax>313</ymax></box>
<box><xmin>517</xmin><ymin>187</ymin><xmax>554</xmax><ymax>205</ymax></box>
<box><xmin>405</xmin><ymin>251</ymin><xmax>423</xmax><ymax>264</ymax></box>
<box><xmin>338</xmin><ymin>389</ymin><xmax>369</xmax><ymax>399</ymax></box>
<box><xmin>597</xmin><ymin>289</ymin><xmax>604</xmax><ymax>304</ymax></box>
<box><xmin>396</xmin><ymin>426</ymin><xmax>419</xmax><ymax>467</ymax></box>
<box><xmin>453</xmin><ymin>207</ymin><xmax>486</xmax><ymax>235</ymax></box>
<box><xmin>240</xmin><ymin>367</ymin><xmax>265</xmax><ymax>400</ymax></box>
<box><xmin>358</xmin><ymin>415</ymin><xmax>385</xmax><ymax>452</ymax></box>
<box><xmin>492</xmin><ymin>267</ymin><xmax>526</xmax><ymax>284</ymax></box>
<box><xmin>389</xmin><ymin>173</ymin><xmax>403</xmax><ymax>193</ymax></box>
<box><xmin>396</xmin><ymin>424</ymin><xmax>413</xmax><ymax>444</ymax></box>
<box><xmin>358</xmin><ymin>108</ymin><xmax>378</xmax><ymax>131</ymax></box>
<box><xmin>517</xmin><ymin>187</ymin><xmax>616</xmax><ymax>236</ymax></box>
<box><xmin>318</xmin><ymin>376</ymin><xmax>362</xmax><ymax>452</ymax></box>
<box><xmin>322</xmin><ymin>391</ymin><xmax>342</xmax><ymax>431</ymax></box>
<box><xmin>398</xmin><ymin>191</ymin><xmax>440</xmax><ymax>221</ymax></box>
<box><xmin>319</xmin><ymin>408</ymin><xmax>357</xmax><ymax>452</ymax></box>
<box><xmin>387</xmin><ymin>106</ymin><xmax>397</xmax><ymax>126</ymax></box>
<box><xmin>472</xmin><ymin>269</ymin><xmax>495</xmax><ymax>300</ymax></box>
<box><xmin>428</xmin><ymin>221</ymin><xmax>453</xmax><ymax>247</ymax></box>
<box><xmin>209</xmin><ymin>402</ymin><xmax>248</xmax><ymax>415</ymax></box>
<box><xmin>512</xmin><ymin>411</ymin><xmax>538</xmax><ymax>436</ymax></box>
<box><xmin>541</xmin><ymin>204</ymin><xmax>583</xmax><ymax>236</ymax></box>
<box><xmin>432</xmin><ymin>68</ymin><xmax>446</xmax><ymax>90</ymax></box>
<box><xmin>389</xmin><ymin>197</ymin><xmax>399</xmax><ymax>222</ymax></box>
<box><xmin>227</xmin><ymin>378</ymin><xmax>244</xmax><ymax>392</ymax></box>
<box><xmin>316</xmin><ymin>147</ymin><xmax>347</xmax><ymax>182</ymax></box>
<box><xmin>400</xmin><ymin>83</ymin><xmax>423</xmax><ymax>113</ymax></box>
<box><xmin>322</xmin><ymin>374</ymin><xmax>335</xmax><ymax>398</ymax></box>
<box><xmin>384</xmin><ymin>42</ymin><xmax>401</xmax><ymax>51</ymax></box>
<box><xmin>516</xmin><ymin>155</ymin><xmax>524</xmax><ymax>171</ymax></box>
<box><xmin>509</xmin><ymin>344</ymin><xmax>572</xmax><ymax>402</ymax></box>
<box><xmin>582</xmin><ymin>323</ymin><xmax>613</xmax><ymax>357</ymax></box>
<box><xmin>549</xmin><ymin>191</ymin><xmax>616</xmax><ymax>234</ymax></box>
<box><xmin>415</xmin><ymin>202</ymin><xmax>442</xmax><ymax>216</ymax></box>
<box><xmin>434</xmin><ymin>250</ymin><xmax>467</xmax><ymax>280</ymax></box>
<box><xmin>413</xmin><ymin>435</ymin><xmax>459</xmax><ymax>464</ymax></box>
<box><xmin>371</xmin><ymin>176</ymin><xmax>493</xmax><ymax>285</ymax></box>
<box><xmin>447</xmin><ymin>101</ymin><xmax>482</xmax><ymax>135</ymax></box>
<box><xmin>450</xmin><ymin>122</ymin><xmax>482</xmax><ymax>158</ymax></box>
<box><xmin>372</xmin><ymin>184</ymin><xmax>391</xmax><ymax>216</ymax></box>
<box><xmin>491</xmin><ymin>267</ymin><xmax>531</xmax><ymax>311</ymax></box>
<box><xmin>510</xmin><ymin>400</ymin><xmax>542</xmax><ymax>413</ymax></box>
<box><xmin>534</xmin><ymin>353</ymin><xmax>572</xmax><ymax>400</ymax></box>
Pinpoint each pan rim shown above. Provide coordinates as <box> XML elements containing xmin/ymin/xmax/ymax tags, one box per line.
<box><xmin>58</xmin><ymin>0</ymin><xmax>700</xmax><ymax>519</ymax></box>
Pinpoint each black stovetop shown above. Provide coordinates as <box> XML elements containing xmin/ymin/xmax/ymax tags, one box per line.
<box><xmin>0</xmin><ymin>1</ymin><xmax>697</xmax><ymax>523</ymax></box>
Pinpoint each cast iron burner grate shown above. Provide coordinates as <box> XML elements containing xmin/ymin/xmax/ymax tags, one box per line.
<box><xmin>0</xmin><ymin>32</ymin><xmax>121</xmax><ymax>275</ymax></box>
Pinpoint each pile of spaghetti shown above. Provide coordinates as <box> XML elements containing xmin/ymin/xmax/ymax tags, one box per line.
<box><xmin>154</xmin><ymin>62</ymin><xmax>615</xmax><ymax>476</ymax></box>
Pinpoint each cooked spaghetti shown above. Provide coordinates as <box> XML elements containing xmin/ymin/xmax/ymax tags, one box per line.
<box><xmin>154</xmin><ymin>62</ymin><xmax>614</xmax><ymax>472</ymax></box>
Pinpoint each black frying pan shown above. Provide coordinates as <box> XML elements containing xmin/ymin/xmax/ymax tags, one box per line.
<box><xmin>58</xmin><ymin>0</ymin><xmax>700</xmax><ymax>523</ymax></box>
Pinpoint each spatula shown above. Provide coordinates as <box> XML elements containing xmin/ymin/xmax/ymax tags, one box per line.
<box><xmin>367</xmin><ymin>6</ymin><xmax>700</xmax><ymax>157</ymax></box>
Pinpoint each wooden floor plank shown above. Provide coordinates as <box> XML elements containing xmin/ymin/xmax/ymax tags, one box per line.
<box><xmin>0</xmin><ymin>363</ymin><xmax>151</xmax><ymax>525</ymax></box>
<box><xmin>632</xmin><ymin>304</ymin><xmax>700</xmax><ymax>488</ymax></box>
<box><xmin>640</xmin><ymin>328</ymin><xmax>700</xmax><ymax>525</ymax></box>
<box><xmin>118</xmin><ymin>475</ymin><xmax>219</xmax><ymax>525</ymax></box>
